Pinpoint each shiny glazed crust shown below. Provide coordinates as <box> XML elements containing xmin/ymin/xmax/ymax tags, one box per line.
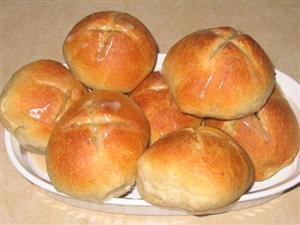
<box><xmin>130</xmin><ymin>72</ymin><xmax>201</xmax><ymax>143</ymax></box>
<box><xmin>63</xmin><ymin>11</ymin><xmax>158</xmax><ymax>92</ymax></box>
<box><xmin>46</xmin><ymin>90</ymin><xmax>150</xmax><ymax>202</ymax></box>
<box><xmin>137</xmin><ymin>126</ymin><xmax>254</xmax><ymax>212</ymax></box>
<box><xmin>0</xmin><ymin>60</ymin><xmax>87</xmax><ymax>153</ymax></box>
<box><xmin>162</xmin><ymin>27</ymin><xmax>275</xmax><ymax>119</ymax></box>
<box><xmin>206</xmin><ymin>85</ymin><xmax>300</xmax><ymax>180</ymax></box>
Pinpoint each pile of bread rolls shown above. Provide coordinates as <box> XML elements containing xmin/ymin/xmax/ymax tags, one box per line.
<box><xmin>1</xmin><ymin>11</ymin><xmax>299</xmax><ymax>214</ymax></box>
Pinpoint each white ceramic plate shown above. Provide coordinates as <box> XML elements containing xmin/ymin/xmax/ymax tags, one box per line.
<box><xmin>4</xmin><ymin>54</ymin><xmax>300</xmax><ymax>215</ymax></box>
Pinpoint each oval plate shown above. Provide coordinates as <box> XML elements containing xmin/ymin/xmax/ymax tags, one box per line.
<box><xmin>4</xmin><ymin>53</ymin><xmax>300</xmax><ymax>215</ymax></box>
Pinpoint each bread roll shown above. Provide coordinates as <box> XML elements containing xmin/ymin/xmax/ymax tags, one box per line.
<box><xmin>0</xmin><ymin>60</ymin><xmax>87</xmax><ymax>153</ymax></box>
<box><xmin>206</xmin><ymin>85</ymin><xmax>300</xmax><ymax>181</ymax></box>
<box><xmin>130</xmin><ymin>72</ymin><xmax>201</xmax><ymax>143</ymax></box>
<box><xmin>63</xmin><ymin>11</ymin><xmax>158</xmax><ymax>92</ymax></box>
<box><xmin>162</xmin><ymin>27</ymin><xmax>275</xmax><ymax>119</ymax></box>
<box><xmin>137</xmin><ymin>126</ymin><xmax>254</xmax><ymax>212</ymax></box>
<box><xmin>46</xmin><ymin>90</ymin><xmax>150</xmax><ymax>202</ymax></box>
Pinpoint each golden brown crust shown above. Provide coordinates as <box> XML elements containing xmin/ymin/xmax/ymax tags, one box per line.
<box><xmin>136</xmin><ymin>126</ymin><xmax>254</xmax><ymax>212</ymax></box>
<box><xmin>206</xmin><ymin>85</ymin><xmax>300</xmax><ymax>180</ymax></box>
<box><xmin>162</xmin><ymin>26</ymin><xmax>275</xmax><ymax>119</ymax></box>
<box><xmin>46</xmin><ymin>90</ymin><xmax>150</xmax><ymax>202</ymax></box>
<box><xmin>130</xmin><ymin>72</ymin><xmax>201</xmax><ymax>143</ymax></box>
<box><xmin>0</xmin><ymin>60</ymin><xmax>87</xmax><ymax>153</ymax></box>
<box><xmin>63</xmin><ymin>11</ymin><xmax>158</xmax><ymax>92</ymax></box>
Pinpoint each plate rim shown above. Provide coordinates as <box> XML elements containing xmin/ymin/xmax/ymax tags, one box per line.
<box><xmin>5</xmin><ymin>127</ymin><xmax>300</xmax><ymax>206</ymax></box>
